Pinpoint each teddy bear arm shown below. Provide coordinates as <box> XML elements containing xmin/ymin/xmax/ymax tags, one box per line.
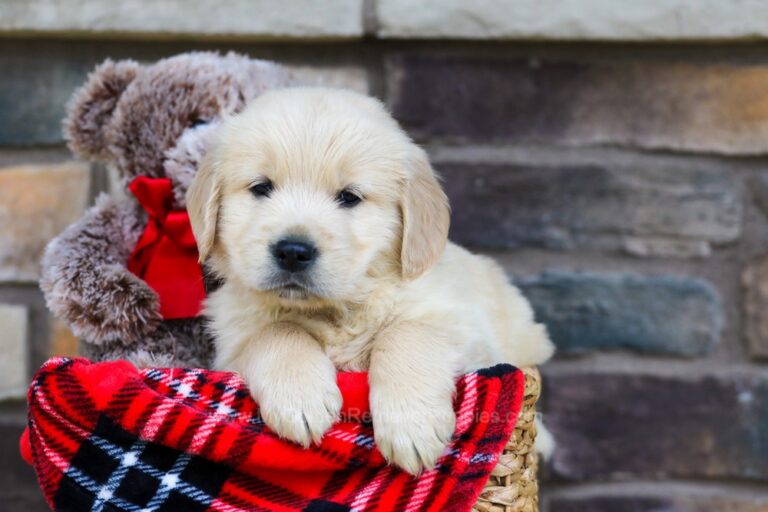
<box><xmin>40</xmin><ymin>194</ymin><xmax>162</xmax><ymax>345</ymax></box>
<box><xmin>81</xmin><ymin>317</ymin><xmax>214</xmax><ymax>369</ymax></box>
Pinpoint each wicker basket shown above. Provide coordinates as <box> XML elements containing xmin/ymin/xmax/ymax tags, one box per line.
<box><xmin>473</xmin><ymin>367</ymin><xmax>541</xmax><ymax>512</ymax></box>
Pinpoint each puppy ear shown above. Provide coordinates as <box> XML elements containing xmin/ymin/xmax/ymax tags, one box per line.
<box><xmin>64</xmin><ymin>59</ymin><xmax>140</xmax><ymax>160</ymax></box>
<box><xmin>186</xmin><ymin>151</ymin><xmax>221</xmax><ymax>262</ymax></box>
<box><xmin>400</xmin><ymin>147</ymin><xmax>451</xmax><ymax>279</ymax></box>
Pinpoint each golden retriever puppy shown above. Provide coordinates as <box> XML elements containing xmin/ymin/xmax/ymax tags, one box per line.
<box><xmin>187</xmin><ymin>87</ymin><xmax>554</xmax><ymax>474</ymax></box>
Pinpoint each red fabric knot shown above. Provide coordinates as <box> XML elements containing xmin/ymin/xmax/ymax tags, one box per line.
<box><xmin>127</xmin><ymin>176</ymin><xmax>205</xmax><ymax>319</ymax></box>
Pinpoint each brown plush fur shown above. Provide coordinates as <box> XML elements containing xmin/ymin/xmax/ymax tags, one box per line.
<box><xmin>40</xmin><ymin>52</ymin><xmax>294</xmax><ymax>368</ymax></box>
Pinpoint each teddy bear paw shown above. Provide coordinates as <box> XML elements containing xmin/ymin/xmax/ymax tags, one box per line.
<box><xmin>67</xmin><ymin>265</ymin><xmax>162</xmax><ymax>345</ymax></box>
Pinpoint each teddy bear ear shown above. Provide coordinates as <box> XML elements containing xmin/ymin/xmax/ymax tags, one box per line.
<box><xmin>63</xmin><ymin>59</ymin><xmax>140</xmax><ymax>160</ymax></box>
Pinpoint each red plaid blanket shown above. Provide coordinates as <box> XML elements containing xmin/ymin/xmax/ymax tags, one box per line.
<box><xmin>21</xmin><ymin>358</ymin><xmax>524</xmax><ymax>512</ymax></box>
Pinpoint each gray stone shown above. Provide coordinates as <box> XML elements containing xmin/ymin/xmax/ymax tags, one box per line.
<box><xmin>437</xmin><ymin>161</ymin><xmax>741</xmax><ymax>256</ymax></box>
<box><xmin>749</xmin><ymin>172</ymin><xmax>768</xmax><ymax>220</ymax></box>
<box><xmin>1</xmin><ymin>495</ymin><xmax>49</xmax><ymax>512</ymax></box>
<box><xmin>0</xmin><ymin>304</ymin><xmax>28</xmax><ymax>400</ymax></box>
<box><xmin>543</xmin><ymin>371</ymin><xmax>768</xmax><ymax>480</ymax></box>
<box><xmin>0</xmin><ymin>414</ymin><xmax>52</xmax><ymax>510</ymax></box>
<box><xmin>286</xmin><ymin>65</ymin><xmax>369</xmax><ymax>94</ymax></box>
<box><xmin>621</xmin><ymin>236</ymin><xmax>712</xmax><ymax>259</ymax></box>
<box><xmin>0</xmin><ymin>48</ymin><xmax>91</xmax><ymax>145</ymax></box>
<box><xmin>0</xmin><ymin>286</ymin><xmax>54</xmax><ymax>379</ymax></box>
<box><xmin>388</xmin><ymin>55</ymin><xmax>768</xmax><ymax>155</ymax></box>
<box><xmin>743</xmin><ymin>256</ymin><xmax>768</xmax><ymax>359</ymax></box>
<box><xmin>518</xmin><ymin>272</ymin><xmax>723</xmax><ymax>356</ymax></box>
<box><xmin>0</xmin><ymin>41</ymin><xmax>369</xmax><ymax>146</ymax></box>
<box><xmin>548</xmin><ymin>495</ymin><xmax>670</xmax><ymax>512</ymax></box>
<box><xmin>0</xmin><ymin>0</ymin><xmax>363</xmax><ymax>40</ymax></box>
<box><xmin>377</xmin><ymin>0</ymin><xmax>768</xmax><ymax>41</ymax></box>
<box><xmin>549</xmin><ymin>494</ymin><xmax>768</xmax><ymax>512</ymax></box>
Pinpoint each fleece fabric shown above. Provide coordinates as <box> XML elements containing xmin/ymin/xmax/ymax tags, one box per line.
<box><xmin>22</xmin><ymin>358</ymin><xmax>524</xmax><ymax>512</ymax></box>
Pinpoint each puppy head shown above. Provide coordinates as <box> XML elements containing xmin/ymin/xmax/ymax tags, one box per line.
<box><xmin>187</xmin><ymin>87</ymin><xmax>449</xmax><ymax>307</ymax></box>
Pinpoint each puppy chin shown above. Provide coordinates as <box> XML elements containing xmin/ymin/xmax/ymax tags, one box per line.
<box><xmin>255</xmin><ymin>277</ymin><xmax>331</xmax><ymax>309</ymax></box>
<box><xmin>272</xmin><ymin>284</ymin><xmax>313</xmax><ymax>302</ymax></box>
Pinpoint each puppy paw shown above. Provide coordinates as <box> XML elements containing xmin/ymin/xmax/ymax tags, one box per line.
<box><xmin>372</xmin><ymin>394</ymin><xmax>456</xmax><ymax>475</ymax></box>
<box><xmin>253</xmin><ymin>360</ymin><xmax>342</xmax><ymax>447</ymax></box>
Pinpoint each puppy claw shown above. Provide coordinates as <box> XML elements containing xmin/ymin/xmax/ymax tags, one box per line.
<box><xmin>413</xmin><ymin>443</ymin><xmax>432</xmax><ymax>473</ymax></box>
<box><xmin>301</xmin><ymin>413</ymin><xmax>312</xmax><ymax>444</ymax></box>
<box><xmin>260</xmin><ymin>388</ymin><xmax>341</xmax><ymax>447</ymax></box>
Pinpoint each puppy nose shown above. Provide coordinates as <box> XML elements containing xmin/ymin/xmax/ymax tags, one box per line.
<box><xmin>272</xmin><ymin>238</ymin><xmax>317</xmax><ymax>272</ymax></box>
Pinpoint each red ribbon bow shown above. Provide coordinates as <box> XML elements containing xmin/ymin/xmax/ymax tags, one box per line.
<box><xmin>127</xmin><ymin>176</ymin><xmax>205</xmax><ymax>319</ymax></box>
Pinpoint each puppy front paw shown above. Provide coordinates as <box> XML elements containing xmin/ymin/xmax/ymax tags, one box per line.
<box><xmin>253</xmin><ymin>361</ymin><xmax>343</xmax><ymax>447</ymax></box>
<box><xmin>372</xmin><ymin>393</ymin><xmax>456</xmax><ymax>475</ymax></box>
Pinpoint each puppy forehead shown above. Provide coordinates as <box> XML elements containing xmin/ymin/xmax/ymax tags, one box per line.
<box><xmin>217</xmin><ymin>88</ymin><xmax>409</xmax><ymax>188</ymax></box>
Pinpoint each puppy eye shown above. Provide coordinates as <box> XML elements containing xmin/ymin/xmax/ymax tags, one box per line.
<box><xmin>189</xmin><ymin>118</ymin><xmax>209</xmax><ymax>128</ymax></box>
<box><xmin>337</xmin><ymin>189</ymin><xmax>362</xmax><ymax>208</ymax></box>
<box><xmin>249</xmin><ymin>180</ymin><xmax>273</xmax><ymax>198</ymax></box>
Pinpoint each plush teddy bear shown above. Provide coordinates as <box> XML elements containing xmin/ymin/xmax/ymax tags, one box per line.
<box><xmin>40</xmin><ymin>52</ymin><xmax>294</xmax><ymax>368</ymax></box>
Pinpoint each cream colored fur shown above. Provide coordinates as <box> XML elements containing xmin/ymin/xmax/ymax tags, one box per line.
<box><xmin>187</xmin><ymin>87</ymin><xmax>554</xmax><ymax>474</ymax></box>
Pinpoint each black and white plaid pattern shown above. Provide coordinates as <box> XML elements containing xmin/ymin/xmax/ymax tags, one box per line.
<box><xmin>142</xmin><ymin>368</ymin><xmax>263</xmax><ymax>426</ymax></box>
<box><xmin>54</xmin><ymin>416</ymin><xmax>231</xmax><ymax>512</ymax></box>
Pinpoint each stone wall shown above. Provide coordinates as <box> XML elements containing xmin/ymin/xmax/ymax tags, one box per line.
<box><xmin>2</xmin><ymin>1</ymin><xmax>768</xmax><ymax>509</ymax></box>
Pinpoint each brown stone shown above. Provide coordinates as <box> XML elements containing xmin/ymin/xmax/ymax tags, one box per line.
<box><xmin>387</xmin><ymin>55</ymin><xmax>768</xmax><ymax>154</ymax></box>
<box><xmin>543</xmin><ymin>371</ymin><xmax>768</xmax><ymax>480</ymax></box>
<box><xmin>744</xmin><ymin>256</ymin><xmax>768</xmax><ymax>359</ymax></box>
<box><xmin>50</xmin><ymin>317</ymin><xmax>79</xmax><ymax>357</ymax></box>
<box><xmin>0</xmin><ymin>162</ymin><xmax>91</xmax><ymax>282</ymax></box>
